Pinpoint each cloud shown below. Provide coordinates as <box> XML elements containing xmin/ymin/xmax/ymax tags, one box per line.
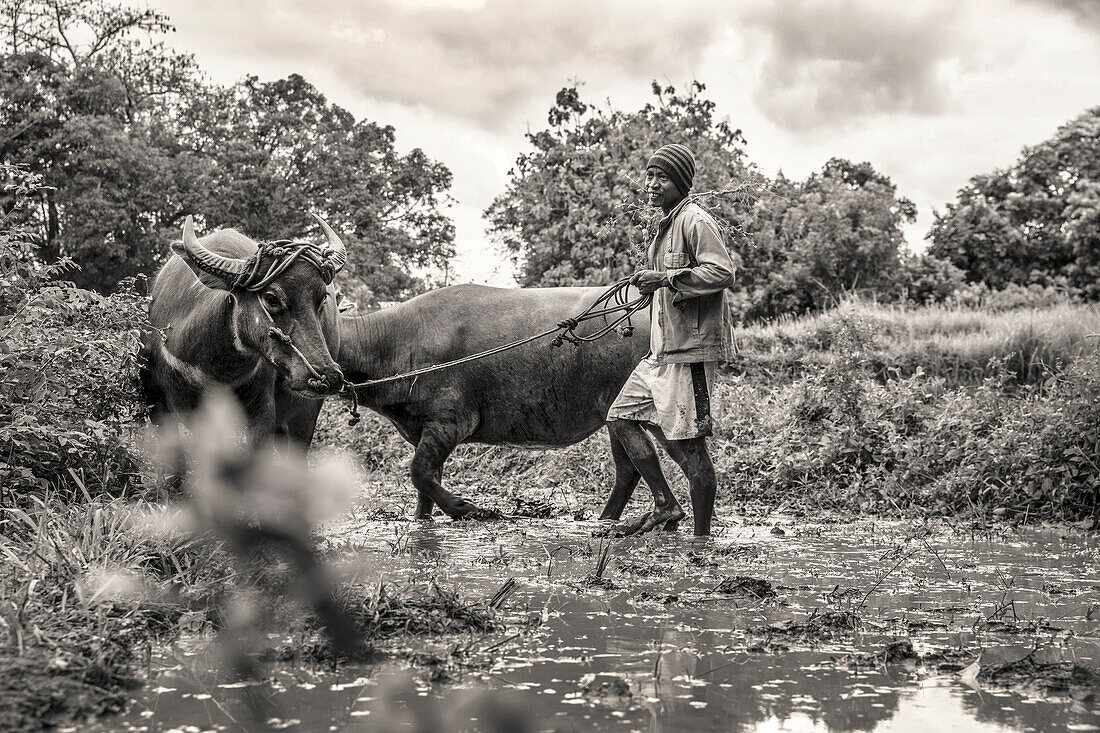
<box><xmin>155</xmin><ymin>0</ymin><xmax>1100</xmax><ymax>279</ymax></box>
<box><xmin>744</xmin><ymin>1</ymin><xmax>958</xmax><ymax>131</ymax></box>
<box><xmin>1029</xmin><ymin>0</ymin><xmax>1100</xmax><ymax>30</ymax></box>
<box><xmin>167</xmin><ymin>0</ymin><xmax>722</xmax><ymax>130</ymax></box>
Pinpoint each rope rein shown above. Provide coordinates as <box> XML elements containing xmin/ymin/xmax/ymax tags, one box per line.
<box><xmin>339</xmin><ymin>278</ymin><xmax>652</xmax><ymax>426</ymax></box>
<box><xmin>258</xmin><ymin>299</ymin><xmax>332</xmax><ymax>392</ymax></box>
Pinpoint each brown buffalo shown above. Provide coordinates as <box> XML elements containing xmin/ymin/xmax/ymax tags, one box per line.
<box><xmin>338</xmin><ymin>284</ymin><xmax>653</xmax><ymax>520</ymax></box>
<box><xmin>141</xmin><ymin>215</ymin><xmax>346</xmax><ymax>446</ymax></box>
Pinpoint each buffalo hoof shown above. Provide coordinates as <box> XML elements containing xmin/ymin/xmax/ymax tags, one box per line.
<box><xmin>600</xmin><ymin>506</ymin><xmax>686</xmax><ymax>538</ymax></box>
<box><xmin>447</xmin><ymin>500</ymin><xmax>503</xmax><ymax>521</ymax></box>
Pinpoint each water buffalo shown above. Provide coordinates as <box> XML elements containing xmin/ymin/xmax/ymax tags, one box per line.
<box><xmin>141</xmin><ymin>215</ymin><xmax>347</xmax><ymax>446</ymax></box>
<box><xmin>338</xmin><ymin>284</ymin><xmax>654</xmax><ymax>520</ymax></box>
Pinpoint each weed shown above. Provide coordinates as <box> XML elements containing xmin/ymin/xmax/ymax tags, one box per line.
<box><xmin>712</xmin><ymin>576</ymin><xmax>777</xmax><ymax>600</ymax></box>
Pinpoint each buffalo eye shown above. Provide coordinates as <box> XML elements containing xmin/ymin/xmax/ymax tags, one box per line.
<box><xmin>261</xmin><ymin>291</ymin><xmax>284</xmax><ymax>313</ymax></box>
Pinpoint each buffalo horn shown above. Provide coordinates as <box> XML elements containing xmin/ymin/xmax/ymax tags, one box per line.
<box><xmin>311</xmin><ymin>213</ymin><xmax>347</xmax><ymax>273</ymax></box>
<box><xmin>180</xmin><ymin>216</ymin><xmax>249</xmax><ymax>280</ymax></box>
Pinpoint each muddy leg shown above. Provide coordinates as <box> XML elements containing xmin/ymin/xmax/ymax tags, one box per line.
<box><xmin>413</xmin><ymin>470</ymin><xmax>440</xmax><ymax>520</ymax></box>
<box><xmin>649</xmin><ymin>429</ymin><xmax>717</xmax><ymax>537</ymax></box>
<box><xmin>601</xmin><ymin>420</ymin><xmax>684</xmax><ymax>536</ymax></box>
<box><xmin>598</xmin><ymin>425</ymin><xmax>642</xmax><ymax>521</ymax></box>
<box><xmin>410</xmin><ymin>421</ymin><xmax>498</xmax><ymax>521</ymax></box>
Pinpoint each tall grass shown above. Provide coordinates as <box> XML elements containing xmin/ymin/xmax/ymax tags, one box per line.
<box><xmin>730</xmin><ymin>299</ymin><xmax>1100</xmax><ymax>385</ymax></box>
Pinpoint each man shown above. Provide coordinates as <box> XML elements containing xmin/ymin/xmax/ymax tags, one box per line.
<box><xmin>601</xmin><ymin>143</ymin><xmax>736</xmax><ymax>537</ymax></box>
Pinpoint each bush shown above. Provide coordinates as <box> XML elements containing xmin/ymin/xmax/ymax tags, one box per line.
<box><xmin>951</xmin><ymin>280</ymin><xmax>1080</xmax><ymax>311</ymax></box>
<box><xmin>0</xmin><ymin>163</ymin><xmax>148</xmax><ymax>501</ymax></box>
<box><xmin>713</xmin><ymin>314</ymin><xmax>1100</xmax><ymax>521</ymax></box>
<box><xmin>892</xmin><ymin>253</ymin><xmax>966</xmax><ymax>305</ymax></box>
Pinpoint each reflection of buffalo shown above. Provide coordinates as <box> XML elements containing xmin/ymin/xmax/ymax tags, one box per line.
<box><xmin>141</xmin><ymin>216</ymin><xmax>345</xmax><ymax>446</ymax></box>
<box><xmin>338</xmin><ymin>283</ymin><xmax>650</xmax><ymax>519</ymax></box>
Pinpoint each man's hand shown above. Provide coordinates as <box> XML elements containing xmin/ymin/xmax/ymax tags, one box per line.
<box><xmin>630</xmin><ymin>269</ymin><xmax>669</xmax><ymax>294</ymax></box>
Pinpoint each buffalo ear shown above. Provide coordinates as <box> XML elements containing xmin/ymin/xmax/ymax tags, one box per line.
<box><xmin>171</xmin><ymin>239</ymin><xmax>233</xmax><ymax>291</ymax></box>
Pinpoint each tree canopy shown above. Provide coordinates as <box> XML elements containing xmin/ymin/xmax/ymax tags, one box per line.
<box><xmin>488</xmin><ymin>82</ymin><xmax>923</xmax><ymax>320</ymax></box>
<box><xmin>737</xmin><ymin>159</ymin><xmax>918</xmax><ymax>319</ymax></box>
<box><xmin>486</xmin><ymin>82</ymin><xmax>756</xmax><ymax>288</ymax></box>
<box><xmin>928</xmin><ymin>107</ymin><xmax>1100</xmax><ymax>295</ymax></box>
<box><xmin>1</xmin><ymin>0</ymin><xmax>454</xmax><ymax>300</ymax></box>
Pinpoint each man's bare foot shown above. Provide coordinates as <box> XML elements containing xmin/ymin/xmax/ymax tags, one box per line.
<box><xmin>605</xmin><ymin>505</ymin><xmax>685</xmax><ymax>537</ymax></box>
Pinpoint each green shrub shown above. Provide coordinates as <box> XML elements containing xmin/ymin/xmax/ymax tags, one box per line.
<box><xmin>0</xmin><ymin>163</ymin><xmax>148</xmax><ymax>501</ymax></box>
<box><xmin>712</xmin><ymin>329</ymin><xmax>1100</xmax><ymax>521</ymax></box>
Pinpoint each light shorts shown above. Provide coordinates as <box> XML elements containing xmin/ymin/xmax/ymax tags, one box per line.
<box><xmin>606</xmin><ymin>360</ymin><xmax>716</xmax><ymax>440</ymax></box>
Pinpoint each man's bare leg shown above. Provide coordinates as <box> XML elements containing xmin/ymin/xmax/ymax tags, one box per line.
<box><xmin>603</xmin><ymin>419</ymin><xmax>684</xmax><ymax>536</ymax></box>
<box><xmin>599</xmin><ymin>426</ymin><xmax>642</xmax><ymax>521</ymax></box>
<box><xmin>645</xmin><ymin>426</ymin><xmax>717</xmax><ymax>536</ymax></box>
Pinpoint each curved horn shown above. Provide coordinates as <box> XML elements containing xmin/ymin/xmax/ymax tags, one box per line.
<box><xmin>311</xmin><ymin>213</ymin><xmax>347</xmax><ymax>273</ymax></box>
<box><xmin>180</xmin><ymin>216</ymin><xmax>249</xmax><ymax>281</ymax></box>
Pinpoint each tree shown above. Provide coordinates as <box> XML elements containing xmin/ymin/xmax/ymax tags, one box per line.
<box><xmin>180</xmin><ymin>74</ymin><xmax>455</xmax><ymax>303</ymax></box>
<box><xmin>486</xmin><ymin>81</ymin><xmax>755</xmax><ymax>288</ymax></box>
<box><xmin>926</xmin><ymin>195</ymin><xmax>1026</xmax><ymax>289</ymax></box>
<box><xmin>0</xmin><ymin>0</ymin><xmax>203</xmax><ymax>290</ymax></box>
<box><xmin>1</xmin><ymin>1</ymin><xmax>455</xmax><ymax>299</ymax></box>
<box><xmin>928</xmin><ymin>106</ymin><xmax>1100</xmax><ymax>293</ymax></box>
<box><xmin>737</xmin><ymin>158</ymin><xmax>918</xmax><ymax>319</ymax></box>
<box><xmin>487</xmin><ymin>83</ymin><xmax>920</xmax><ymax>322</ymax></box>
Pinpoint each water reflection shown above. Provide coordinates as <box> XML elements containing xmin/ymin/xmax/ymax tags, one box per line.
<box><xmin>90</xmin><ymin>516</ymin><xmax>1100</xmax><ymax>732</ymax></box>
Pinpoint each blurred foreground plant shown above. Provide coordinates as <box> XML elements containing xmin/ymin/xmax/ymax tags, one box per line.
<box><xmin>153</xmin><ymin>390</ymin><xmax>368</xmax><ymax>723</ymax></box>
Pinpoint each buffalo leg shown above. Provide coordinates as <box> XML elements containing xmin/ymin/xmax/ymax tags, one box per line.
<box><xmin>413</xmin><ymin>470</ymin><xmax>440</xmax><ymax>520</ymax></box>
<box><xmin>598</xmin><ymin>426</ymin><xmax>641</xmax><ymax>521</ymax></box>
<box><xmin>281</xmin><ymin>401</ymin><xmax>322</xmax><ymax>449</ymax></box>
<box><xmin>602</xmin><ymin>420</ymin><xmax>684</xmax><ymax>536</ymax></box>
<box><xmin>410</xmin><ymin>420</ymin><xmax>498</xmax><ymax>521</ymax></box>
<box><xmin>646</xmin><ymin>427</ymin><xmax>717</xmax><ymax>537</ymax></box>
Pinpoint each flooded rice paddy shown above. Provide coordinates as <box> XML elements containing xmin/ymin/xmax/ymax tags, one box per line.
<box><xmin>93</xmin><ymin>508</ymin><xmax>1099</xmax><ymax>732</ymax></box>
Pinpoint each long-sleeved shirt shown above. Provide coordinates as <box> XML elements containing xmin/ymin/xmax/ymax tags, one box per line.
<box><xmin>646</xmin><ymin>198</ymin><xmax>737</xmax><ymax>364</ymax></box>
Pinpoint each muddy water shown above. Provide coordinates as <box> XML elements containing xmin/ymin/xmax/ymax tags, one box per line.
<box><xmin>94</xmin><ymin>515</ymin><xmax>1100</xmax><ymax>732</ymax></box>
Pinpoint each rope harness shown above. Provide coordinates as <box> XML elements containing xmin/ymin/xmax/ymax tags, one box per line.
<box><xmin>248</xmin><ymin>241</ymin><xmax>343</xmax><ymax>393</ymax></box>
<box><xmin>339</xmin><ymin>277</ymin><xmax>652</xmax><ymax>426</ymax></box>
<box><xmin>235</xmin><ymin>240</ymin><xmax>339</xmax><ymax>291</ymax></box>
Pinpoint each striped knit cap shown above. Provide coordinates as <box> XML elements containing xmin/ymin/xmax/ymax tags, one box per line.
<box><xmin>647</xmin><ymin>144</ymin><xmax>696</xmax><ymax>196</ymax></box>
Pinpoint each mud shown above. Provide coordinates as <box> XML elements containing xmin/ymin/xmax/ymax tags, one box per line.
<box><xmin>87</xmin><ymin>509</ymin><xmax>1100</xmax><ymax>731</ymax></box>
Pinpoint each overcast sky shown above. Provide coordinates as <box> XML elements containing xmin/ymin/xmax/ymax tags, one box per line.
<box><xmin>148</xmin><ymin>0</ymin><xmax>1100</xmax><ymax>284</ymax></box>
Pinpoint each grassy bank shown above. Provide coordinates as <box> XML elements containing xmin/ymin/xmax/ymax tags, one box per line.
<box><xmin>729</xmin><ymin>300</ymin><xmax>1100</xmax><ymax>385</ymax></box>
<box><xmin>0</xmin><ymin>497</ymin><xmax>233</xmax><ymax>730</ymax></box>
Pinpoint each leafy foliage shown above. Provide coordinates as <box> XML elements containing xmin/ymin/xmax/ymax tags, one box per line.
<box><xmin>928</xmin><ymin>106</ymin><xmax>1100</xmax><ymax>294</ymax></box>
<box><xmin>486</xmin><ymin>81</ymin><xmax>757</xmax><ymax>287</ymax></box>
<box><xmin>488</xmin><ymin>82</ymin><xmax>927</xmax><ymax>321</ymax></box>
<box><xmin>718</xmin><ymin>313</ymin><xmax>1100</xmax><ymax>521</ymax></box>
<box><xmin>178</xmin><ymin>74</ymin><xmax>455</xmax><ymax>304</ymax></box>
<box><xmin>0</xmin><ymin>162</ymin><xmax>147</xmax><ymax>498</ymax></box>
<box><xmin>1</xmin><ymin>0</ymin><xmax>454</xmax><ymax>301</ymax></box>
<box><xmin>736</xmin><ymin>159</ymin><xmax>919</xmax><ymax>319</ymax></box>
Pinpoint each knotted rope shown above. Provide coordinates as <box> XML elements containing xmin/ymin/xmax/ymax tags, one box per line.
<box><xmin>236</xmin><ymin>240</ymin><xmax>339</xmax><ymax>291</ymax></box>
<box><xmin>250</xmin><ymin>241</ymin><xmax>343</xmax><ymax>392</ymax></box>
